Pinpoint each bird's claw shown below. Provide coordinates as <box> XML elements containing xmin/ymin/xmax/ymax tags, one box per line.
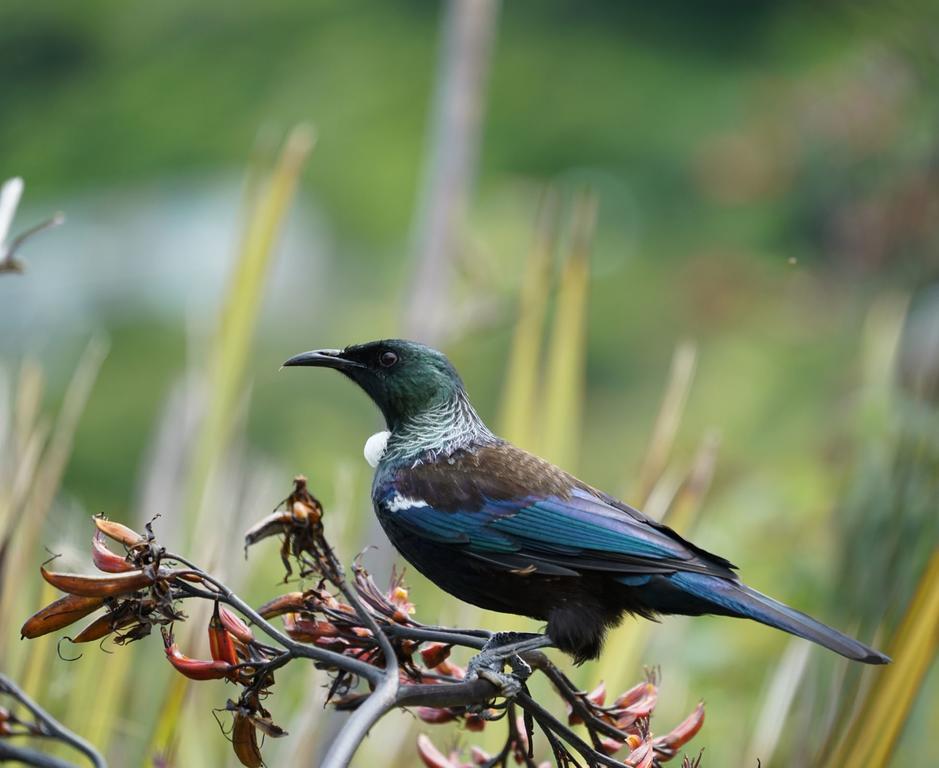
<box><xmin>470</xmin><ymin>667</ymin><xmax>523</xmax><ymax>700</ymax></box>
<box><xmin>465</xmin><ymin>650</ymin><xmax>530</xmax><ymax>702</ymax></box>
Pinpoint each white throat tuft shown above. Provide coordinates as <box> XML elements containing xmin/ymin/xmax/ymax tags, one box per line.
<box><xmin>364</xmin><ymin>430</ymin><xmax>391</xmax><ymax>468</ymax></box>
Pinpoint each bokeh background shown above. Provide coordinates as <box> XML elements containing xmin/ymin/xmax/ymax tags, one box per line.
<box><xmin>1</xmin><ymin>1</ymin><xmax>938</xmax><ymax>766</ymax></box>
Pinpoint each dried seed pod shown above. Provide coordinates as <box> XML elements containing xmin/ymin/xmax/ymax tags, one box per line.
<box><xmin>256</xmin><ymin>592</ymin><xmax>305</xmax><ymax>619</ymax></box>
<box><xmin>208</xmin><ymin>604</ymin><xmax>239</xmax><ymax>665</ymax></box>
<box><xmin>20</xmin><ymin>594</ymin><xmax>105</xmax><ymax>639</ymax></box>
<box><xmin>290</xmin><ymin>498</ymin><xmax>321</xmax><ymax>524</ymax></box>
<box><xmin>92</xmin><ymin>531</ymin><xmax>135</xmax><ymax>573</ymax></box>
<box><xmin>162</xmin><ymin>629</ymin><xmax>234</xmax><ymax>681</ymax></box>
<box><xmin>244</xmin><ymin>511</ymin><xmax>293</xmax><ymax>548</ymax></box>
<box><xmin>41</xmin><ymin>565</ymin><xmax>155</xmax><ymax>597</ymax></box>
<box><xmin>70</xmin><ymin>610</ymin><xmax>136</xmax><ymax>643</ymax></box>
<box><xmin>247</xmin><ymin>713</ymin><xmax>287</xmax><ymax>739</ymax></box>
<box><xmin>232</xmin><ymin>711</ymin><xmax>263</xmax><ymax>768</ymax></box>
<box><xmin>93</xmin><ymin>516</ymin><xmax>145</xmax><ymax>547</ymax></box>
<box><xmin>282</xmin><ymin>614</ymin><xmax>337</xmax><ymax>643</ymax></box>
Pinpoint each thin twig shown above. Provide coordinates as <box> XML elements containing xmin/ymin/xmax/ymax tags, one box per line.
<box><xmin>518</xmin><ymin>693</ymin><xmax>623</xmax><ymax>768</ymax></box>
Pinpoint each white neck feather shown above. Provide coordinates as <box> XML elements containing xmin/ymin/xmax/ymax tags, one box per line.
<box><xmin>364</xmin><ymin>430</ymin><xmax>391</xmax><ymax>468</ymax></box>
<box><xmin>380</xmin><ymin>391</ymin><xmax>497</xmax><ymax>465</ymax></box>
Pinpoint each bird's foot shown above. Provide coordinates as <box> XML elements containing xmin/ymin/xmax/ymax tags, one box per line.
<box><xmin>470</xmin><ymin>667</ymin><xmax>524</xmax><ymax>701</ymax></box>
<box><xmin>465</xmin><ymin>632</ymin><xmax>547</xmax><ymax>703</ymax></box>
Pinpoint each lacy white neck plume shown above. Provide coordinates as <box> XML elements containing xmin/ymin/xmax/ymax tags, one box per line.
<box><xmin>364</xmin><ymin>430</ymin><xmax>390</xmax><ymax>467</ymax></box>
<box><xmin>377</xmin><ymin>391</ymin><xmax>498</xmax><ymax>466</ymax></box>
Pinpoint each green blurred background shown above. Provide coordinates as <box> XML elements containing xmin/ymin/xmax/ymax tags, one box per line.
<box><xmin>1</xmin><ymin>1</ymin><xmax>937</xmax><ymax>766</ymax></box>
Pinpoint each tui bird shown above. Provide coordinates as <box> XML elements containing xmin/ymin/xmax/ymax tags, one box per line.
<box><xmin>284</xmin><ymin>339</ymin><xmax>889</xmax><ymax>669</ymax></box>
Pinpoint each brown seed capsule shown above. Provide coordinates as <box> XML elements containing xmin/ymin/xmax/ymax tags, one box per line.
<box><xmin>92</xmin><ymin>531</ymin><xmax>135</xmax><ymax>573</ymax></box>
<box><xmin>20</xmin><ymin>594</ymin><xmax>105</xmax><ymax>639</ymax></box>
<box><xmin>290</xmin><ymin>499</ymin><xmax>321</xmax><ymax>523</ymax></box>
<box><xmin>282</xmin><ymin>614</ymin><xmax>337</xmax><ymax>643</ymax></box>
<box><xmin>244</xmin><ymin>511</ymin><xmax>293</xmax><ymax>548</ymax></box>
<box><xmin>257</xmin><ymin>592</ymin><xmax>305</xmax><ymax>619</ymax></box>
<box><xmin>70</xmin><ymin>610</ymin><xmax>136</xmax><ymax>643</ymax></box>
<box><xmin>41</xmin><ymin>565</ymin><xmax>155</xmax><ymax>597</ymax></box>
<box><xmin>247</xmin><ymin>713</ymin><xmax>287</xmax><ymax>739</ymax></box>
<box><xmin>232</xmin><ymin>711</ymin><xmax>263</xmax><ymax>768</ymax></box>
<box><xmin>93</xmin><ymin>516</ymin><xmax>145</xmax><ymax>547</ymax></box>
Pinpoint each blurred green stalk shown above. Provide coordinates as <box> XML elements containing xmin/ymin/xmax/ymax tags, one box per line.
<box><xmin>148</xmin><ymin>124</ymin><xmax>315</xmax><ymax>763</ymax></box>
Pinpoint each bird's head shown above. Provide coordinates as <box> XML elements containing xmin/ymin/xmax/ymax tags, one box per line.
<box><xmin>282</xmin><ymin>339</ymin><xmax>465</xmax><ymax>430</ymax></box>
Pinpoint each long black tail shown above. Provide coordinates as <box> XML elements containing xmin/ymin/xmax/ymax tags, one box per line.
<box><xmin>670</xmin><ymin>572</ymin><xmax>890</xmax><ymax>664</ymax></box>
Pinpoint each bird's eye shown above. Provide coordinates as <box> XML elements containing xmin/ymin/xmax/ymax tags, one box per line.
<box><xmin>379</xmin><ymin>351</ymin><xmax>398</xmax><ymax>368</ymax></box>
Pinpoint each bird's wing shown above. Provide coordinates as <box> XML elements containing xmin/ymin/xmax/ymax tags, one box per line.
<box><xmin>380</xmin><ymin>443</ymin><xmax>735</xmax><ymax>579</ymax></box>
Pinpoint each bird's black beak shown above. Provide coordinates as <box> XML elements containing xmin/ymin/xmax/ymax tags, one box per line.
<box><xmin>281</xmin><ymin>349</ymin><xmax>365</xmax><ymax>370</ymax></box>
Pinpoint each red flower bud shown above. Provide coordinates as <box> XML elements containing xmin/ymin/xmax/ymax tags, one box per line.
<box><xmin>209</xmin><ymin>604</ymin><xmax>239</xmax><ymax>665</ymax></box>
<box><xmin>217</xmin><ymin>606</ymin><xmax>255</xmax><ymax>645</ymax></box>
<box><xmin>162</xmin><ymin>629</ymin><xmax>234</xmax><ymax>681</ymax></box>
<box><xmin>420</xmin><ymin>642</ymin><xmax>452</xmax><ymax>668</ymax></box>
<box><xmin>654</xmin><ymin>702</ymin><xmax>705</xmax><ymax>754</ymax></box>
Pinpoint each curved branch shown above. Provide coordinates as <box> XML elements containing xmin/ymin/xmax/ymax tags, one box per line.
<box><xmin>384</xmin><ymin>624</ymin><xmax>488</xmax><ymax>650</ymax></box>
<box><xmin>0</xmin><ymin>741</ymin><xmax>81</xmax><ymax>768</ymax></box>
<box><xmin>319</xmin><ymin>658</ymin><xmax>398</xmax><ymax>768</ymax></box>
<box><xmin>395</xmin><ymin>678</ymin><xmax>498</xmax><ymax>708</ymax></box>
<box><xmin>0</xmin><ymin>674</ymin><xmax>106</xmax><ymax>768</ymax></box>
